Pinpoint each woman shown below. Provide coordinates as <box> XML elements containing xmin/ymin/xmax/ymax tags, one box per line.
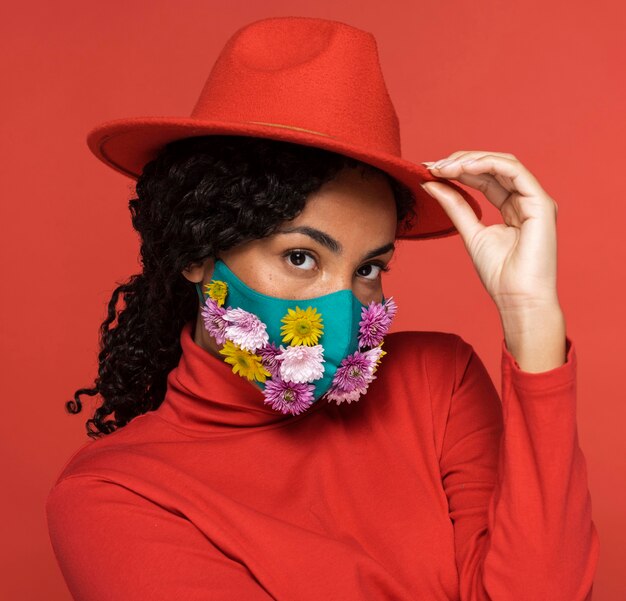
<box><xmin>46</xmin><ymin>16</ymin><xmax>599</xmax><ymax>600</ymax></box>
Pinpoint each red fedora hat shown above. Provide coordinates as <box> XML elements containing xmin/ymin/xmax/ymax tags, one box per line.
<box><xmin>86</xmin><ymin>16</ymin><xmax>482</xmax><ymax>240</ymax></box>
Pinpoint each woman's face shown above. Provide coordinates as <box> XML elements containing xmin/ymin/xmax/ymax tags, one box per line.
<box><xmin>184</xmin><ymin>165</ymin><xmax>399</xmax><ymax>354</ymax></box>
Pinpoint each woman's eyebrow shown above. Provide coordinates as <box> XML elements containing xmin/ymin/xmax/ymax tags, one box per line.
<box><xmin>276</xmin><ymin>226</ymin><xmax>395</xmax><ymax>261</ymax></box>
<box><xmin>362</xmin><ymin>242</ymin><xmax>395</xmax><ymax>261</ymax></box>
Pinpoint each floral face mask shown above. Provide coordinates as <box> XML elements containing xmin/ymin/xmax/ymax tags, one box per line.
<box><xmin>195</xmin><ymin>259</ymin><xmax>397</xmax><ymax>416</ymax></box>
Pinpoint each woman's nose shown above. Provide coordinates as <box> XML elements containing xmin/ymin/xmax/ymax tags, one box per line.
<box><xmin>314</xmin><ymin>272</ymin><xmax>353</xmax><ymax>296</ymax></box>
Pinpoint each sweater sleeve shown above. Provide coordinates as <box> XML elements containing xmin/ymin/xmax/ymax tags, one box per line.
<box><xmin>45</xmin><ymin>475</ymin><xmax>275</xmax><ymax>601</ymax></box>
<box><xmin>439</xmin><ymin>335</ymin><xmax>600</xmax><ymax>601</ymax></box>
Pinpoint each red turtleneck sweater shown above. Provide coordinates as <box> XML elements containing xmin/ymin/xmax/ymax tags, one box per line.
<box><xmin>46</xmin><ymin>321</ymin><xmax>599</xmax><ymax>600</ymax></box>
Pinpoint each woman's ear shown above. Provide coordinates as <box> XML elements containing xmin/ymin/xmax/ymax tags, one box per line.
<box><xmin>181</xmin><ymin>257</ymin><xmax>215</xmax><ymax>284</ymax></box>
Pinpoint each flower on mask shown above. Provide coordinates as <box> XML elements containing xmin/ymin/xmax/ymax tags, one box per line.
<box><xmin>201</xmin><ymin>297</ymin><xmax>229</xmax><ymax>345</ymax></box>
<box><xmin>219</xmin><ymin>340</ymin><xmax>272</xmax><ymax>382</ymax></box>
<box><xmin>358</xmin><ymin>300</ymin><xmax>393</xmax><ymax>348</ymax></box>
<box><xmin>223</xmin><ymin>307</ymin><xmax>269</xmax><ymax>352</ymax></box>
<box><xmin>277</xmin><ymin>344</ymin><xmax>325</xmax><ymax>383</ymax></box>
<box><xmin>324</xmin><ymin>349</ymin><xmax>377</xmax><ymax>405</ymax></box>
<box><xmin>257</xmin><ymin>342</ymin><xmax>283</xmax><ymax>378</ymax></box>
<box><xmin>262</xmin><ymin>377</ymin><xmax>316</xmax><ymax>415</ymax></box>
<box><xmin>383</xmin><ymin>296</ymin><xmax>398</xmax><ymax>321</ymax></box>
<box><xmin>280</xmin><ymin>306</ymin><xmax>324</xmax><ymax>346</ymax></box>
<box><xmin>325</xmin><ymin>384</ymin><xmax>369</xmax><ymax>404</ymax></box>
<box><xmin>363</xmin><ymin>342</ymin><xmax>387</xmax><ymax>374</ymax></box>
<box><xmin>204</xmin><ymin>280</ymin><xmax>228</xmax><ymax>307</ymax></box>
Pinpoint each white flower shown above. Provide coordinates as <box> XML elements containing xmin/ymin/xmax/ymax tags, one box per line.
<box><xmin>222</xmin><ymin>307</ymin><xmax>269</xmax><ymax>352</ymax></box>
<box><xmin>362</xmin><ymin>346</ymin><xmax>383</xmax><ymax>374</ymax></box>
<box><xmin>277</xmin><ymin>344</ymin><xmax>325</xmax><ymax>383</ymax></box>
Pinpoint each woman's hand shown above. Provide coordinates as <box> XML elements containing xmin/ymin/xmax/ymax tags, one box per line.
<box><xmin>421</xmin><ymin>151</ymin><xmax>560</xmax><ymax>312</ymax></box>
<box><xmin>420</xmin><ymin>151</ymin><xmax>567</xmax><ymax>372</ymax></box>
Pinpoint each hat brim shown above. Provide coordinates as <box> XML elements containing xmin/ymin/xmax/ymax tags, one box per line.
<box><xmin>87</xmin><ymin>117</ymin><xmax>483</xmax><ymax>240</ymax></box>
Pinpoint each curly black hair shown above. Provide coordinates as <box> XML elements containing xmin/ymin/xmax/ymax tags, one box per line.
<box><xmin>67</xmin><ymin>135</ymin><xmax>417</xmax><ymax>438</ymax></box>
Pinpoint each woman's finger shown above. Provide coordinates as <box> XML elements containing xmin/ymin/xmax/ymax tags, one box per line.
<box><xmin>422</xmin><ymin>155</ymin><xmax>514</xmax><ymax>208</ymax></box>
<box><xmin>442</xmin><ymin>169</ymin><xmax>512</xmax><ymax>207</ymax></box>
<box><xmin>420</xmin><ymin>180</ymin><xmax>485</xmax><ymax>248</ymax></box>
<box><xmin>424</xmin><ymin>154</ymin><xmax>547</xmax><ymax>210</ymax></box>
<box><xmin>429</xmin><ymin>150</ymin><xmax>517</xmax><ymax>161</ymax></box>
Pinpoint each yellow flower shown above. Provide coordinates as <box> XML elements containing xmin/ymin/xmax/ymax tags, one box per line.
<box><xmin>372</xmin><ymin>341</ymin><xmax>387</xmax><ymax>373</ymax></box>
<box><xmin>280</xmin><ymin>306</ymin><xmax>324</xmax><ymax>346</ymax></box>
<box><xmin>204</xmin><ymin>280</ymin><xmax>228</xmax><ymax>307</ymax></box>
<box><xmin>219</xmin><ymin>340</ymin><xmax>271</xmax><ymax>382</ymax></box>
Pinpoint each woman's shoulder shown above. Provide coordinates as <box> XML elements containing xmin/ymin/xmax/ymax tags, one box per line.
<box><xmin>46</xmin><ymin>412</ymin><xmax>176</xmax><ymax>526</ymax></box>
<box><xmin>49</xmin><ymin>410</ymin><xmax>169</xmax><ymax>487</ymax></box>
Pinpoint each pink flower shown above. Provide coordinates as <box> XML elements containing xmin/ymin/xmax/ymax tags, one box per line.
<box><xmin>262</xmin><ymin>377</ymin><xmax>316</xmax><ymax>416</ymax></box>
<box><xmin>200</xmin><ymin>297</ymin><xmax>228</xmax><ymax>345</ymax></box>
<box><xmin>257</xmin><ymin>342</ymin><xmax>283</xmax><ymax>378</ymax></box>
<box><xmin>363</xmin><ymin>345</ymin><xmax>384</xmax><ymax>368</ymax></box>
<box><xmin>329</xmin><ymin>350</ymin><xmax>376</xmax><ymax>394</ymax></box>
<box><xmin>325</xmin><ymin>348</ymin><xmax>381</xmax><ymax>404</ymax></box>
<box><xmin>358</xmin><ymin>301</ymin><xmax>392</xmax><ymax>348</ymax></box>
<box><xmin>325</xmin><ymin>383</ymin><xmax>370</xmax><ymax>404</ymax></box>
<box><xmin>223</xmin><ymin>307</ymin><xmax>269</xmax><ymax>352</ymax></box>
<box><xmin>277</xmin><ymin>344</ymin><xmax>325</xmax><ymax>383</ymax></box>
<box><xmin>384</xmin><ymin>296</ymin><xmax>398</xmax><ymax>321</ymax></box>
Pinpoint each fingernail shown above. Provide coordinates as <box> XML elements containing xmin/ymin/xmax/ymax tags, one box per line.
<box><xmin>433</xmin><ymin>158</ymin><xmax>455</xmax><ymax>169</ymax></box>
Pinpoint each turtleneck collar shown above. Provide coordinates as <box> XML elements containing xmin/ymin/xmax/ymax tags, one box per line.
<box><xmin>156</xmin><ymin>320</ymin><xmax>329</xmax><ymax>432</ymax></box>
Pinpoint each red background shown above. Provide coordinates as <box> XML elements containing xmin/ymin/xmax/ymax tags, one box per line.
<box><xmin>1</xmin><ymin>1</ymin><xmax>623</xmax><ymax>598</ymax></box>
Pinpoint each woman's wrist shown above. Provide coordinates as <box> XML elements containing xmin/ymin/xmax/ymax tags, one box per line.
<box><xmin>499</xmin><ymin>304</ymin><xmax>567</xmax><ymax>373</ymax></box>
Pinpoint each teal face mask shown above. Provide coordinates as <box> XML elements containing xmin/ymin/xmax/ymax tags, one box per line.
<box><xmin>195</xmin><ymin>259</ymin><xmax>397</xmax><ymax>416</ymax></box>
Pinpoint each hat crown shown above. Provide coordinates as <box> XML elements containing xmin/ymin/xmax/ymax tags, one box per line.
<box><xmin>86</xmin><ymin>16</ymin><xmax>484</xmax><ymax>240</ymax></box>
<box><xmin>190</xmin><ymin>17</ymin><xmax>401</xmax><ymax>155</ymax></box>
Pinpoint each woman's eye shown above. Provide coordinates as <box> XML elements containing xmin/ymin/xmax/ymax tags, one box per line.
<box><xmin>284</xmin><ymin>251</ymin><xmax>390</xmax><ymax>280</ymax></box>
<box><xmin>357</xmin><ymin>264</ymin><xmax>388</xmax><ymax>280</ymax></box>
<box><xmin>285</xmin><ymin>250</ymin><xmax>317</xmax><ymax>270</ymax></box>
